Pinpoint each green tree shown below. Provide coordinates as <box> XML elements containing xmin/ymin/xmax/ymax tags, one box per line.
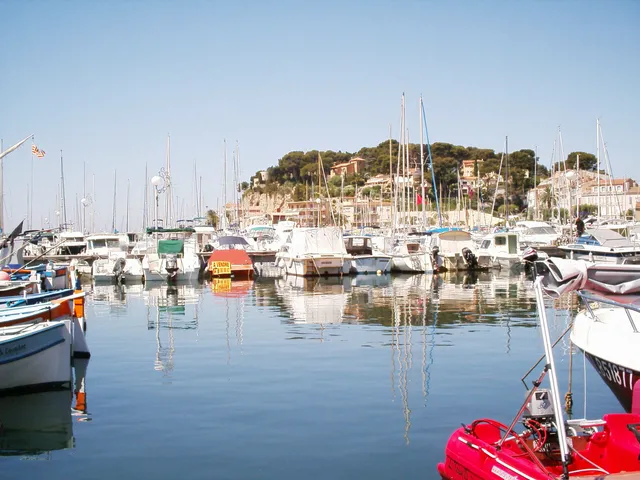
<box><xmin>555</xmin><ymin>152</ymin><xmax>598</xmax><ymax>171</ymax></box>
<box><xmin>206</xmin><ymin>209</ymin><xmax>218</xmax><ymax>228</ymax></box>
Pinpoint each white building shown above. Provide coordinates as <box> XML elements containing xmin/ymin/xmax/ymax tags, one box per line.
<box><xmin>526</xmin><ymin>169</ymin><xmax>640</xmax><ymax>219</ymax></box>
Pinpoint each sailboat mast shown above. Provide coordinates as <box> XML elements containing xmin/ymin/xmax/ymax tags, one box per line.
<box><xmin>223</xmin><ymin>139</ymin><xmax>227</xmax><ymax>228</ymax></box>
<box><xmin>419</xmin><ymin>96</ymin><xmax>426</xmax><ymax>229</ymax></box>
<box><xmin>235</xmin><ymin>141</ymin><xmax>240</xmax><ymax>227</ymax></box>
<box><xmin>126</xmin><ymin>179</ymin><xmax>130</xmax><ymax>232</ymax></box>
<box><xmin>505</xmin><ymin>136</ymin><xmax>509</xmax><ymax>228</ymax></box>
<box><xmin>111</xmin><ymin>170</ymin><xmax>117</xmax><ymax>232</ymax></box>
<box><xmin>533</xmin><ymin>146</ymin><xmax>538</xmax><ymax>220</ymax></box>
<box><xmin>143</xmin><ymin>163</ymin><xmax>148</xmax><ymax>230</ymax></box>
<box><xmin>165</xmin><ymin>134</ymin><xmax>172</xmax><ymax>227</ymax></box>
<box><xmin>576</xmin><ymin>154</ymin><xmax>580</xmax><ymax>218</ymax></box>
<box><xmin>82</xmin><ymin>161</ymin><xmax>86</xmax><ymax>233</ymax></box>
<box><xmin>60</xmin><ymin>149</ymin><xmax>68</xmax><ymax>230</ymax></box>
<box><xmin>389</xmin><ymin>124</ymin><xmax>394</xmax><ymax>231</ymax></box>
<box><xmin>597</xmin><ymin>119</ymin><xmax>601</xmax><ymax>222</ymax></box>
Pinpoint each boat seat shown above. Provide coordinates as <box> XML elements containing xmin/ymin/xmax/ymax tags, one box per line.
<box><xmin>601</xmin><ymin>413</ymin><xmax>640</xmax><ymax>472</ymax></box>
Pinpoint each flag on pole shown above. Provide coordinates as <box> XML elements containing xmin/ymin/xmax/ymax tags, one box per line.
<box><xmin>416</xmin><ymin>193</ymin><xmax>423</xmax><ymax>205</ymax></box>
<box><xmin>31</xmin><ymin>145</ymin><xmax>45</xmax><ymax>158</ymax></box>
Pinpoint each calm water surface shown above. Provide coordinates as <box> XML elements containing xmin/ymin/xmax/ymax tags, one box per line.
<box><xmin>1</xmin><ymin>272</ymin><xmax>621</xmax><ymax>479</ymax></box>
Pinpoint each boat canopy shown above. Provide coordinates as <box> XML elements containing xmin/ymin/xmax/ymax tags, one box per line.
<box><xmin>536</xmin><ymin>257</ymin><xmax>640</xmax><ymax>296</ymax></box>
<box><xmin>158</xmin><ymin>239</ymin><xmax>184</xmax><ymax>255</ymax></box>
<box><xmin>217</xmin><ymin>236</ymin><xmax>249</xmax><ymax>246</ymax></box>
<box><xmin>577</xmin><ymin>228</ymin><xmax>635</xmax><ymax>248</ymax></box>
<box><xmin>286</xmin><ymin>227</ymin><xmax>347</xmax><ymax>256</ymax></box>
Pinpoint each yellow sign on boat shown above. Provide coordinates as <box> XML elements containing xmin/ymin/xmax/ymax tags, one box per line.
<box><xmin>212</xmin><ymin>278</ymin><xmax>232</xmax><ymax>292</ymax></box>
<box><xmin>209</xmin><ymin>261</ymin><xmax>232</xmax><ymax>277</ymax></box>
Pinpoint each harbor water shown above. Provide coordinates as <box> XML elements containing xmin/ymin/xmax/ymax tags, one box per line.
<box><xmin>1</xmin><ymin>272</ymin><xmax>622</xmax><ymax>479</ymax></box>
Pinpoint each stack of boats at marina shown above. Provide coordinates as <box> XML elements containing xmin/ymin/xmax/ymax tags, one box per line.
<box><xmin>16</xmin><ymin>215</ymin><xmax>640</xmax><ymax>283</ymax></box>
<box><xmin>436</xmin><ymin>253</ymin><xmax>640</xmax><ymax>479</ymax></box>
<box><xmin>0</xmin><ymin>268</ymin><xmax>89</xmax><ymax>397</ymax></box>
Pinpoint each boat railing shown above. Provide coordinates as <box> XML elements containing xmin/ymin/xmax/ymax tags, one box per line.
<box><xmin>577</xmin><ymin>290</ymin><xmax>640</xmax><ymax>333</ymax></box>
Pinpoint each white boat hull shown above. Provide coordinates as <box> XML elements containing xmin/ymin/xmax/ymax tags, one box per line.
<box><xmin>351</xmin><ymin>255</ymin><xmax>391</xmax><ymax>274</ymax></box>
<box><xmin>391</xmin><ymin>253</ymin><xmax>434</xmax><ymax>273</ymax></box>
<box><xmin>275</xmin><ymin>255</ymin><xmax>350</xmax><ymax>277</ymax></box>
<box><xmin>142</xmin><ymin>254</ymin><xmax>200</xmax><ymax>283</ymax></box>
<box><xmin>0</xmin><ymin>321</ymin><xmax>72</xmax><ymax>392</ymax></box>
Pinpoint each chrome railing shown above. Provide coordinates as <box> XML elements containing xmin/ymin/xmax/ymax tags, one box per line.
<box><xmin>577</xmin><ymin>290</ymin><xmax>640</xmax><ymax>333</ymax></box>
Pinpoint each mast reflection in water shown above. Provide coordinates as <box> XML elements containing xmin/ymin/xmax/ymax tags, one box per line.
<box><xmin>145</xmin><ymin>284</ymin><xmax>202</xmax><ymax>378</ymax></box>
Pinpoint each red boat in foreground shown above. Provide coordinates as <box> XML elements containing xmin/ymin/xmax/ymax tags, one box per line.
<box><xmin>438</xmin><ymin>278</ymin><xmax>640</xmax><ymax>479</ymax></box>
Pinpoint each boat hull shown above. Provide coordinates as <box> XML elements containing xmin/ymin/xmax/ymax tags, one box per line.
<box><xmin>391</xmin><ymin>253</ymin><xmax>434</xmax><ymax>273</ymax></box>
<box><xmin>0</xmin><ymin>322</ymin><xmax>72</xmax><ymax>392</ymax></box>
<box><xmin>350</xmin><ymin>255</ymin><xmax>391</xmax><ymax>274</ymax></box>
<box><xmin>275</xmin><ymin>255</ymin><xmax>349</xmax><ymax>277</ymax></box>
<box><xmin>571</xmin><ymin>308</ymin><xmax>640</xmax><ymax>413</ymax></box>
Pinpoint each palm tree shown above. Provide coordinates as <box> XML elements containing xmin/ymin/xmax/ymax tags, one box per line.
<box><xmin>206</xmin><ymin>209</ymin><xmax>218</xmax><ymax>228</ymax></box>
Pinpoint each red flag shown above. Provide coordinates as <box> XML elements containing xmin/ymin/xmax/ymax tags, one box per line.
<box><xmin>416</xmin><ymin>193</ymin><xmax>423</xmax><ymax>205</ymax></box>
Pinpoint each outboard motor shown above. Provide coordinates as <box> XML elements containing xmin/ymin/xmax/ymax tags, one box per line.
<box><xmin>165</xmin><ymin>254</ymin><xmax>179</xmax><ymax>281</ymax></box>
<box><xmin>112</xmin><ymin>257</ymin><xmax>127</xmax><ymax>284</ymax></box>
<box><xmin>522</xmin><ymin>247</ymin><xmax>539</xmax><ymax>276</ymax></box>
<box><xmin>431</xmin><ymin>246</ymin><xmax>441</xmax><ymax>273</ymax></box>
<box><xmin>461</xmin><ymin>247</ymin><xmax>478</xmax><ymax>270</ymax></box>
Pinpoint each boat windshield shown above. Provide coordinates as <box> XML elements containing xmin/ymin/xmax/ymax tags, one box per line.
<box><xmin>90</xmin><ymin>239</ymin><xmax>121</xmax><ymax>249</ymax></box>
<box><xmin>526</xmin><ymin>227</ymin><xmax>557</xmax><ymax>235</ymax></box>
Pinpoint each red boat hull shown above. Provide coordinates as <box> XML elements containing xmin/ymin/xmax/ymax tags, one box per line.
<box><xmin>207</xmin><ymin>249</ymin><xmax>253</xmax><ymax>279</ymax></box>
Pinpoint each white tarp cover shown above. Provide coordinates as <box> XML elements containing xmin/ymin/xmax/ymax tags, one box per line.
<box><xmin>538</xmin><ymin>258</ymin><xmax>640</xmax><ymax>297</ymax></box>
<box><xmin>287</xmin><ymin>227</ymin><xmax>347</xmax><ymax>256</ymax></box>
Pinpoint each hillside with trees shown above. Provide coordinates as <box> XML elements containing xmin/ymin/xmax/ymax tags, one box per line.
<box><xmin>248</xmin><ymin>140</ymin><xmax>591</xmax><ymax>212</ymax></box>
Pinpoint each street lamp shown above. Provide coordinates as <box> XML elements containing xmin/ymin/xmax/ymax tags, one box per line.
<box><xmin>151</xmin><ymin>173</ymin><xmax>167</xmax><ymax>229</ymax></box>
<box><xmin>81</xmin><ymin>195</ymin><xmax>93</xmax><ymax>233</ymax></box>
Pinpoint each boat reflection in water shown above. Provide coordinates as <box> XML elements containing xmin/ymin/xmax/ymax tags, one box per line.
<box><xmin>210</xmin><ymin>279</ymin><xmax>254</xmax><ymax>363</ymax></box>
<box><xmin>145</xmin><ymin>284</ymin><xmax>204</xmax><ymax>377</ymax></box>
<box><xmin>0</xmin><ymin>359</ymin><xmax>90</xmax><ymax>457</ymax></box>
<box><xmin>270</xmin><ymin>271</ymin><xmax>536</xmax><ymax>444</ymax></box>
<box><xmin>275</xmin><ymin>275</ymin><xmax>351</xmax><ymax>326</ymax></box>
<box><xmin>91</xmin><ymin>283</ymin><xmax>146</xmax><ymax>318</ymax></box>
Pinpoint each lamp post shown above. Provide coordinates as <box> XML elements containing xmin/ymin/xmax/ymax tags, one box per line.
<box><xmin>80</xmin><ymin>195</ymin><xmax>93</xmax><ymax>234</ymax></box>
<box><xmin>151</xmin><ymin>175</ymin><xmax>163</xmax><ymax>229</ymax></box>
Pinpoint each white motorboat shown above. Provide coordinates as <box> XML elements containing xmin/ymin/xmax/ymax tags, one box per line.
<box><xmin>538</xmin><ymin>257</ymin><xmax>640</xmax><ymax>412</ymax></box>
<box><xmin>476</xmin><ymin>231</ymin><xmax>522</xmax><ymax>270</ymax></box>
<box><xmin>560</xmin><ymin>228</ymin><xmax>640</xmax><ymax>264</ymax></box>
<box><xmin>513</xmin><ymin>221</ymin><xmax>561</xmax><ymax>248</ymax></box>
<box><xmin>427</xmin><ymin>229</ymin><xmax>488</xmax><ymax>271</ymax></box>
<box><xmin>0</xmin><ymin>321</ymin><xmax>72</xmax><ymax>392</ymax></box>
<box><xmin>56</xmin><ymin>231</ymin><xmax>86</xmax><ymax>256</ymax></box>
<box><xmin>344</xmin><ymin>235</ymin><xmax>391</xmax><ymax>274</ymax></box>
<box><xmin>390</xmin><ymin>236</ymin><xmax>436</xmax><ymax>273</ymax></box>
<box><xmin>142</xmin><ymin>228</ymin><xmax>202</xmax><ymax>282</ymax></box>
<box><xmin>86</xmin><ymin>233</ymin><xmax>144</xmax><ymax>283</ymax></box>
<box><xmin>275</xmin><ymin>227</ymin><xmax>350</xmax><ymax>277</ymax></box>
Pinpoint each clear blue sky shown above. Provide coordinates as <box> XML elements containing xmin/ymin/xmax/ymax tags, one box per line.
<box><xmin>1</xmin><ymin>0</ymin><xmax>638</xmax><ymax>232</ymax></box>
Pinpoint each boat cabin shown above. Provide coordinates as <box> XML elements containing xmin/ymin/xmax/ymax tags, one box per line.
<box><xmin>480</xmin><ymin>232</ymin><xmax>519</xmax><ymax>255</ymax></box>
<box><xmin>344</xmin><ymin>236</ymin><xmax>373</xmax><ymax>256</ymax></box>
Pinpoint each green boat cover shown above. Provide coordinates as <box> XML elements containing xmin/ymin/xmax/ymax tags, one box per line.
<box><xmin>158</xmin><ymin>239</ymin><xmax>184</xmax><ymax>254</ymax></box>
